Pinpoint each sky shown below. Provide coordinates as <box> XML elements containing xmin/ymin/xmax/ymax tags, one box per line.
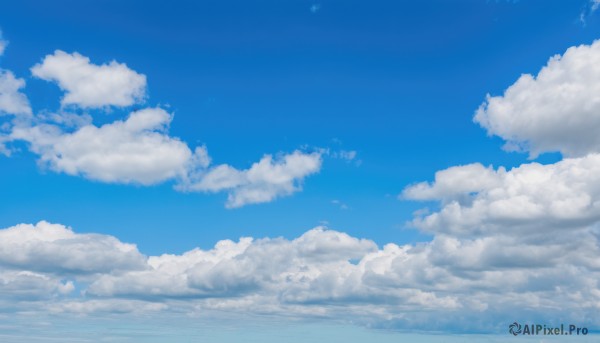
<box><xmin>2</xmin><ymin>0</ymin><xmax>600</xmax><ymax>341</ymax></box>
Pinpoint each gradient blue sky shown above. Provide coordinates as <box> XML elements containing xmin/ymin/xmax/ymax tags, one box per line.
<box><xmin>2</xmin><ymin>0</ymin><xmax>600</xmax><ymax>341</ymax></box>
<box><xmin>1</xmin><ymin>0</ymin><xmax>586</xmax><ymax>253</ymax></box>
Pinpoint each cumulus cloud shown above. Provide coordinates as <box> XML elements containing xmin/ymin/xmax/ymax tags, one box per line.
<box><xmin>0</xmin><ymin>221</ymin><xmax>145</xmax><ymax>304</ymax></box>
<box><xmin>11</xmin><ymin>108</ymin><xmax>194</xmax><ymax>185</ymax></box>
<box><xmin>0</xmin><ymin>70</ymin><xmax>31</xmax><ymax>116</ymax></box>
<box><xmin>403</xmin><ymin>154</ymin><xmax>600</xmax><ymax>236</ymax></box>
<box><xmin>180</xmin><ymin>150</ymin><xmax>323</xmax><ymax>208</ymax></box>
<box><xmin>0</xmin><ymin>270</ymin><xmax>74</xmax><ymax>300</ymax></box>
<box><xmin>0</xmin><ymin>221</ymin><xmax>146</xmax><ymax>274</ymax></box>
<box><xmin>9</xmin><ymin>105</ymin><xmax>322</xmax><ymax>202</ymax></box>
<box><xmin>475</xmin><ymin>40</ymin><xmax>600</xmax><ymax>158</ymax></box>
<box><xmin>31</xmin><ymin>50</ymin><xmax>146</xmax><ymax>108</ymax></box>
<box><xmin>402</xmin><ymin>163</ymin><xmax>502</xmax><ymax>203</ymax></box>
<box><xmin>9</xmin><ymin>106</ymin><xmax>321</xmax><ymax>202</ymax></box>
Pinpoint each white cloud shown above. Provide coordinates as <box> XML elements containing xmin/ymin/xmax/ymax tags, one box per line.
<box><xmin>10</xmin><ymin>106</ymin><xmax>320</xmax><ymax>203</ymax></box>
<box><xmin>475</xmin><ymin>40</ymin><xmax>600</xmax><ymax>158</ymax></box>
<box><xmin>10</xmin><ymin>106</ymin><xmax>321</xmax><ymax>203</ymax></box>
<box><xmin>0</xmin><ymin>70</ymin><xmax>31</xmax><ymax>116</ymax></box>
<box><xmin>31</xmin><ymin>50</ymin><xmax>146</xmax><ymax>108</ymax></box>
<box><xmin>11</xmin><ymin>108</ymin><xmax>194</xmax><ymax>185</ymax></box>
<box><xmin>403</xmin><ymin>154</ymin><xmax>600</xmax><ymax>236</ymax></box>
<box><xmin>0</xmin><ymin>270</ymin><xmax>74</xmax><ymax>300</ymax></box>
<box><xmin>9</xmin><ymin>107</ymin><xmax>320</xmax><ymax>204</ymax></box>
<box><xmin>180</xmin><ymin>150</ymin><xmax>323</xmax><ymax>208</ymax></box>
<box><xmin>0</xmin><ymin>221</ymin><xmax>146</xmax><ymax>274</ymax></box>
<box><xmin>0</xmin><ymin>32</ymin><xmax>6</xmax><ymax>56</ymax></box>
<box><xmin>402</xmin><ymin>163</ymin><xmax>502</xmax><ymax>202</ymax></box>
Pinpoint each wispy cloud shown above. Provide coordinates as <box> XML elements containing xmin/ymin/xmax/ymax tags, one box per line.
<box><xmin>0</xmin><ymin>31</ymin><xmax>6</xmax><ymax>56</ymax></box>
<box><xmin>331</xmin><ymin>199</ymin><xmax>349</xmax><ymax>210</ymax></box>
<box><xmin>580</xmin><ymin>0</ymin><xmax>600</xmax><ymax>24</ymax></box>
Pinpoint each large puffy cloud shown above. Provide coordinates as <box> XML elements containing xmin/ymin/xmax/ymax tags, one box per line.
<box><xmin>31</xmin><ymin>50</ymin><xmax>146</xmax><ymax>108</ymax></box>
<box><xmin>11</xmin><ymin>108</ymin><xmax>195</xmax><ymax>185</ymax></box>
<box><xmin>181</xmin><ymin>150</ymin><xmax>323</xmax><ymax>208</ymax></box>
<box><xmin>475</xmin><ymin>40</ymin><xmax>600</xmax><ymax>158</ymax></box>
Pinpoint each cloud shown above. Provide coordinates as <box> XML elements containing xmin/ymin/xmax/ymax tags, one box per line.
<box><xmin>403</xmin><ymin>153</ymin><xmax>600</xmax><ymax>237</ymax></box>
<box><xmin>180</xmin><ymin>150</ymin><xmax>322</xmax><ymax>208</ymax></box>
<box><xmin>331</xmin><ymin>199</ymin><xmax>349</xmax><ymax>210</ymax></box>
<box><xmin>0</xmin><ymin>32</ymin><xmax>6</xmax><ymax>56</ymax></box>
<box><xmin>10</xmin><ymin>103</ymin><xmax>322</xmax><ymax>201</ymax></box>
<box><xmin>0</xmin><ymin>70</ymin><xmax>31</xmax><ymax>116</ymax></box>
<box><xmin>475</xmin><ymin>40</ymin><xmax>600</xmax><ymax>158</ymax></box>
<box><xmin>391</xmin><ymin>37</ymin><xmax>600</xmax><ymax>330</ymax></box>
<box><xmin>31</xmin><ymin>50</ymin><xmax>146</xmax><ymax>108</ymax></box>
<box><xmin>1</xmin><ymin>221</ymin><xmax>600</xmax><ymax>332</ymax></box>
<box><xmin>0</xmin><ymin>270</ymin><xmax>74</xmax><ymax>301</ymax></box>
<box><xmin>11</xmin><ymin>108</ymin><xmax>195</xmax><ymax>185</ymax></box>
<box><xmin>0</xmin><ymin>48</ymin><xmax>322</xmax><ymax>207</ymax></box>
<box><xmin>402</xmin><ymin>163</ymin><xmax>502</xmax><ymax>202</ymax></box>
<box><xmin>404</xmin><ymin>40</ymin><xmax>600</xmax><ymax>236</ymax></box>
<box><xmin>10</xmin><ymin>106</ymin><xmax>321</xmax><ymax>202</ymax></box>
<box><xmin>0</xmin><ymin>221</ymin><xmax>146</xmax><ymax>274</ymax></box>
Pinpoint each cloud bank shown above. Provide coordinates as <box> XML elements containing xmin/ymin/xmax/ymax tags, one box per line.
<box><xmin>1</xmin><ymin>220</ymin><xmax>599</xmax><ymax>332</ymax></box>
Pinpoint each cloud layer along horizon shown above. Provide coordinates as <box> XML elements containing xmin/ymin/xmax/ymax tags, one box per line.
<box><xmin>1</xmin><ymin>220</ymin><xmax>599</xmax><ymax>333</ymax></box>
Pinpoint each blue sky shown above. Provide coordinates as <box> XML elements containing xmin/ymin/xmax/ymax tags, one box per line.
<box><xmin>2</xmin><ymin>0</ymin><xmax>600</xmax><ymax>341</ymax></box>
